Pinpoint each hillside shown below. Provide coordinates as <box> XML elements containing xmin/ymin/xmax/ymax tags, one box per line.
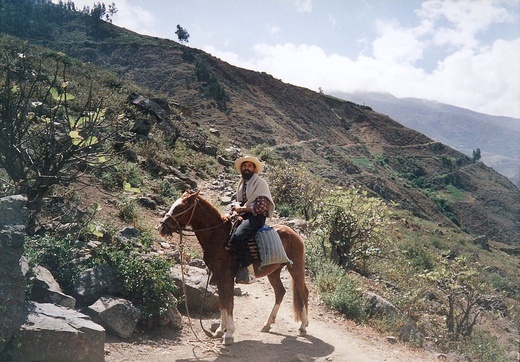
<box><xmin>9</xmin><ymin>9</ymin><xmax>517</xmax><ymax>245</ymax></box>
<box><xmin>334</xmin><ymin>91</ymin><xmax>520</xmax><ymax>186</ymax></box>
<box><xmin>1</xmin><ymin>4</ymin><xmax>519</xmax><ymax>360</ymax></box>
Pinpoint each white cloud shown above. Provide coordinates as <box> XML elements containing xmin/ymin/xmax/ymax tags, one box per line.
<box><xmin>207</xmin><ymin>32</ymin><xmax>519</xmax><ymax>118</ymax></box>
<box><xmin>292</xmin><ymin>0</ymin><xmax>313</xmax><ymax>13</ymax></box>
<box><xmin>418</xmin><ymin>0</ymin><xmax>510</xmax><ymax>48</ymax></box>
<box><xmin>372</xmin><ymin>19</ymin><xmax>429</xmax><ymax>63</ymax></box>
<box><xmin>268</xmin><ymin>25</ymin><xmax>281</xmax><ymax>35</ymax></box>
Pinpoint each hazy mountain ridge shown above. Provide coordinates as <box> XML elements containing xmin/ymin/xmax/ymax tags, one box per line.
<box><xmin>334</xmin><ymin>91</ymin><xmax>520</xmax><ymax>185</ymax></box>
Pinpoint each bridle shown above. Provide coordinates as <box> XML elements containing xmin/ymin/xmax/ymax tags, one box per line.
<box><xmin>161</xmin><ymin>197</ymin><xmax>199</xmax><ymax>235</ymax></box>
<box><xmin>161</xmin><ymin>196</ymin><xmax>229</xmax><ymax>236</ymax></box>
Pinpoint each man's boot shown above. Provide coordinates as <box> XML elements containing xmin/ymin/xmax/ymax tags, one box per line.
<box><xmin>235</xmin><ymin>264</ymin><xmax>255</xmax><ymax>284</ymax></box>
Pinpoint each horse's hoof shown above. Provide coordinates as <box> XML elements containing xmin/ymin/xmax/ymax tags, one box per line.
<box><xmin>298</xmin><ymin>328</ymin><xmax>307</xmax><ymax>336</ymax></box>
<box><xmin>260</xmin><ymin>325</ymin><xmax>270</xmax><ymax>333</ymax></box>
<box><xmin>222</xmin><ymin>336</ymin><xmax>234</xmax><ymax>345</ymax></box>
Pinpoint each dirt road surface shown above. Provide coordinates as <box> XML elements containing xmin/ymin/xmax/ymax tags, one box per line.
<box><xmin>104</xmin><ymin>269</ymin><xmax>441</xmax><ymax>362</ymax></box>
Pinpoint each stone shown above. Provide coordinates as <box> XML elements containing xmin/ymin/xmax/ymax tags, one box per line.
<box><xmin>74</xmin><ymin>264</ymin><xmax>123</xmax><ymax>306</ymax></box>
<box><xmin>87</xmin><ymin>296</ymin><xmax>141</xmax><ymax>339</ymax></box>
<box><xmin>363</xmin><ymin>291</ymin><xmax>400</xmax><ymax>318</ymax></box>
<box><xmin>0</xmin><ymin>195</ymin><xmax>27</xmax><ymax>354</ymax></box>
<box><xmin>170</xmin><ymin>265</ymin><xmax>220</xmax><ymax>313</ymax></box>
<box><xmin>29</xmin><ymin>265</ymin><xmax>76</xmax><ymax>309</ymax></box>
<box><xmin>7</xmin><ymin>302</ymin><xmax>105</xmax><ymax>362</ymax></box>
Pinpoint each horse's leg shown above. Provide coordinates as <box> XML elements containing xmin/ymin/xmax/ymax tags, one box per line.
<box><xmin>214</xmin><ymin>274</ymin><xmax>236</xmax><ymax>345</ymax></box>
<box><xmin>261</xmin><ymin>266</ymin><xmax>286</xmax><ymax>333</ymax></box>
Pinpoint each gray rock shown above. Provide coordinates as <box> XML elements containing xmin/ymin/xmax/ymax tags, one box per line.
<box><xmin>87</xmin><ymin>296</ymin><xmax>141</xmax><ymax>339</ymax></box>
<box><xmin>170</xmin><ymin>265</ymin><xmax>220</xmax><ymax>313</ymax></box>
<box><xmin>0</xmin><ymin>194</ymin><xmax>28</xmax><ymax>227</ymax></box>
<box><xmin>0</xmin><ymin>195</ymin><xmax>27</xmax><ymax>354</ymax></box>
<box><xmin>363</xmin><ymin>291</ymin><xmax>400</xmax><ymax>318</ymax></box>
<box><xmin>74</xmin><ymin>264</ymin><xmax>123</xmax><ymax>305</ymax></box>
<box><xmin>30</xmin><ymin>265</ymin><xmax>76</xmax><ymax>309</ymax></box>
<box><xmin>7</xmin><ymin>302</ymin><xmax>105</xmax><ymax>362</ymax></box>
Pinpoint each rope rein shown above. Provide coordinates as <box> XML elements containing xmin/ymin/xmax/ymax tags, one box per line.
<box><xmin>165</xmin><ymin>197</ymin><xmax>220</xmax><ymax>343</ymax></box>
<box><xmin>177</xmin><ymin>231</ymin><xmax>214</xmax><ymax>340</ymax></box>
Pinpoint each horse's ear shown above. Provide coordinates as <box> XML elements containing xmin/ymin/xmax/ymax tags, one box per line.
<box><xmin>183</xmin><ymin>190</ymin><xmax>199</xmax><ymax>199</ymax></box>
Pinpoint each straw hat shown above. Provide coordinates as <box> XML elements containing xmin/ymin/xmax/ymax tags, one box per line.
<box><xmin>234</xmin><ymin>155</ymin><xmax>264</xmax><ymax>174</ymax></box>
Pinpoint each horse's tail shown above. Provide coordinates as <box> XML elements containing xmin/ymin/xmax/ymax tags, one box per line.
<box><xmin>291</xmin><ymin>269</ymin><xmax>309</xmax><ymax>323</ymax></box>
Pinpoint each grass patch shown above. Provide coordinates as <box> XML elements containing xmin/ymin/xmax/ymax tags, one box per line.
<box><xmin>350</xmin><ymin>157</ymin><xmax>375</xmax><ymax>170</ymax></box>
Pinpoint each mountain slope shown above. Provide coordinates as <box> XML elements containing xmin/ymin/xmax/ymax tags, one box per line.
<box><xmin>2</xmin><ymin>8</ymin><xmax>519</xmax><ymax>244</ymax></box>
<box><xmin>334</xmin><ymin>91</ymin><xmax>520</xmax><ymax>184</ymax></box>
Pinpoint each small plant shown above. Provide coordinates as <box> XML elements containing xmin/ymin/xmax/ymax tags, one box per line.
<box><xmin>457</xmin><ymin>330</ymin><xmax>509</xmax><ymax>362</ymax></box>
<box><xmin>306</xmin><ymin>237</ymin><xmax>367</xmax><ymax>322</ymax></box>
<box><xmin>117</xmin><ymin>196</ymin><xmax>139</xmax><ymax>223</ymax></box>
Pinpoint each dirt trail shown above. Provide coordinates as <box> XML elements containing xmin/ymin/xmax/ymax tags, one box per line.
<box><xmin>104</xmin><ymin>268</ymin><xmax>441</xmax><ymax>362</ymax></box>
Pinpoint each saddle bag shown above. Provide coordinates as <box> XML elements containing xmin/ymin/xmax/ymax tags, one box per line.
<box><xmin>255</xmin><ymin>226</ymin><xmax>293</xmax><ymax>269</ymax></box>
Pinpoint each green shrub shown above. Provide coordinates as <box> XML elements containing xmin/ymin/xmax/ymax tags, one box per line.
<box><xmin>312</xmin><ymin>186</ymin><xmax>391</xmax><ymax>274</ymax></box>
<box><xmin>457</xmin><ymin>330</ymin><xmax>509</xmax><ymax>362</ymax></box>
<box><xmin>321</xmin><ymin>280</ymin><xmax>367</xmax><ymax>322</ymax></box>
<box><xmin>402</xmin><ymin>244</ymin><xmax>434</xmax><ymax>271</ymax></box>
<box><xmin>268</xmin><ymin>159</ymin><xmax>324</xmax><ymax>221</ymax></box>
<box><xmin>306</xmin><ymin>237</ymin><xmax>367</xmax><ymax>322</ymax></box>
<box><xmin>24</xmin><ymin>235</ymin><xmax>82</xmax><ymax>293</ymax></box>
<box><xmin>102</xmin><ymin>162</ymin><xmax>143</xmax><ymax>191</ymax></box>
<box><xmin>91</xmin><ymin>243</ymin><xmax>178</xmax><ymax>325</ymax></box>
<box><xmin>117</xmin><ymin>196</ymin><xmax>139</xmax><ymax>223</ymax></box>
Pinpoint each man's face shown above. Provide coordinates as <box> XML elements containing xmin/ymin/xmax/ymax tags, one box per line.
<box><xmin>241</xmin><ymin>161</ymin><xmax>255</xmax><ymax>180</ymax></box>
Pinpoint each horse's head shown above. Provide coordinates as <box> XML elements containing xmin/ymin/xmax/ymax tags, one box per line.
<box><xmin>159</xmin><ymin>191</ymin><xmax>200</xmax><ymax>236</ymax></box>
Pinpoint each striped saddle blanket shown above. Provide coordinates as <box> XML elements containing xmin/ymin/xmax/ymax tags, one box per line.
<box><xmin>247</xmin><ymin>226</ymin><xmax>293</xmax><ymax>269</ymax></box>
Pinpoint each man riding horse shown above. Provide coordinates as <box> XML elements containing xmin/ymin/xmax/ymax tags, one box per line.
<box><xmin>228</xmin><ymin>155</ymin><xmax>275</xmax><ymax>284</ymax></box>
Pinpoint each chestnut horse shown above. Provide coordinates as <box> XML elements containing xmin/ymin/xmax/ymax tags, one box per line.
<box><xmin>159</xmin><ymin>191</ymin><xmax>309</xmax><ymax>345</ymax></box>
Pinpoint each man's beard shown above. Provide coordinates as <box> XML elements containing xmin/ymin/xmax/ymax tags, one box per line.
<box><xmin>241</xmin><ymin>170</ymin><xmax>254</xmax><ymax>180</ymax></box>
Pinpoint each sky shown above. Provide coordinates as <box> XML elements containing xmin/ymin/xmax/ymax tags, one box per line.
<box><xmin>55</xmin><ymin>0</ymin><xmax>520</xmax><ymax>119</ymax></box>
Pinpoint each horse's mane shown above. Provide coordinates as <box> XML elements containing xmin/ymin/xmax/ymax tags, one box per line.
<box><xmin>193</xmin><ymin>192</ymin><xmax>228</xmax><ymax>222</ymax></box>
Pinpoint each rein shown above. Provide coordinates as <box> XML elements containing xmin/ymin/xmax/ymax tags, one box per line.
<box><xmin>163</xmin><ymin>196</ymin><xmax>219</xmax><ymax>340</ymax></box>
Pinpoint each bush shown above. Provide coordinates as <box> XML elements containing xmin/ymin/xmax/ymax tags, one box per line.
<box><xmin>101</xmin><ymin>162</ymin><xmax>143</xmax><ymax>191</ymax></box>
<box><xmin>91</xmin><ymin>243</ymin><xmax>178</xmax><ymax>326</ymax></box>
<box><xmin>312</xmin><ymin>186</ymin><xmax>392</xmax><ymax>274</ymax></box>
<box><xmin>268</xmin><ymin>159</ymin><xmax>324</xmax><ymax>221</ymax></box>
<box><xmin>24</xmin><ymin>235</ymin><xmax>82</xmax><ymax>293</ymax></box>
<box><xmin>321</xmin><ymin>280</ymin><xmax>367</xmax><ymax>322</ymax></box>
<box><xmin>117</xmin><ymin>196</ymin><xmax>139</xmax><ymax>223</ymax></box>
<box><xmin>306</xmin><ymin>237</ymin><xmax>367</xmax><ymax>322</ymax></box>
<box><xmin>457</xmin><ymin>330</ymin><xmax>509</xmax><ymax>362</ymax></box>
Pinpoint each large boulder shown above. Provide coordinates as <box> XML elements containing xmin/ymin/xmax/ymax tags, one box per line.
<box><xmin>74</xmin><ymin>264</ymin><xmax>124</xmax><ymax>306</ymax></box>
<box><xmin>87</xmin><ymin>296</ymin><xmax>141</xmax><ymax>339</ymax></box>
<box><xmin>7</xmin><ymin>302</ymin><xmax>105</xmax><ymax>362</ymax></box>
<box><xmin>170</xmin><ymin>265</ymin><xmax>220</xmax><ymax>313</ymax></box>
<box><xmin>29</xmin><ymin>265</ymin><xmax>76</xmax><ymax>309</ymax></box>
<box><xmin>0</xmin><ymin>195</ymin><xmax>27</xmax><ymax>353</ymax></box>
